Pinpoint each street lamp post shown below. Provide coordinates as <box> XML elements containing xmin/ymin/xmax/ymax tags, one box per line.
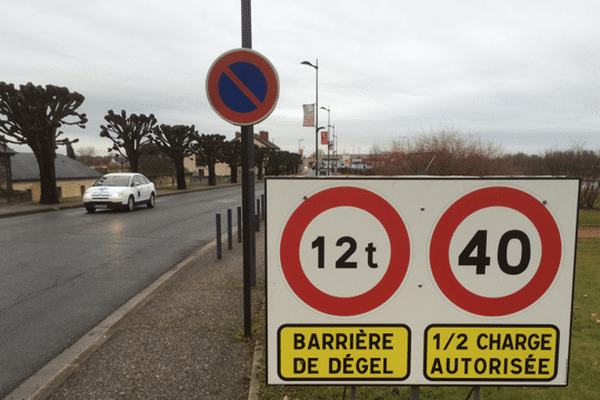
<box><xmin>298</xmin><ymin>138</ymin><xmax>304</xmax><ymax>172</ymax></box>
<box><xmin>332</xmin><ymin>128</ymin><xmax>337</xmax><ymax>175</ymax></box>
<box><xmin>320</xmin><ymin>106</ymin><xmax>331</xmax><ymax>175</ymax></box>
<box><xmin>301</xmin><ymin>59</ymin><xmax>320</xmax><ymax>176</ymax></box>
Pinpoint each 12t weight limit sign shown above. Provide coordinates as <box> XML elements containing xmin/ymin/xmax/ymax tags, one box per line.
<box><xmin>430</xmin><ymin>186</ymin><xmax>562</xmax><ymax>317</ymax></box>
<box><xmin>311</xmin><ymin>236</ymin><xmax>380</xmax><ymax>269</ymax></box>
<box><xmin>280</xmin><ymin>187</ymin><xmax>410</xmax><ymax>317</ymax></box>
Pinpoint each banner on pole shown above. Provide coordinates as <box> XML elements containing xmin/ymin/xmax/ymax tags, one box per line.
<box><xmin>321</xmin><ymin>131</ymin><xmax>328</xmax><ymax>145</ymax></box>
<box><xmin>302</xmin><ymin>104</ymin><xmax>314</xmax><ymax>127</ymax></box>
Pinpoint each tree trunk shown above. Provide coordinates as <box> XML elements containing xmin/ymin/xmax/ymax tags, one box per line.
<box><xmin>256</xmin><ymin>162</ymin><xmax>263</xmax><ymax>180</ymax></box>
<box><xmin>230</xmin><ymin>162</ymin><xmax>238</xmax><ymax>183</ymax></box>
<box><xmin>208</xmin><ymin>163</ymin><xmax>216</xmax><ymax>186</ymax></box>
<box><xmin>129</xmin><ymin>153</ymin><xmax>139</xmax><ymax>173</ymax></box>
<box><xmin>34</xmin><ymin>150</ymin><xmax>59</xmax><ymax>204</ymax></box>
<box><xmin>174</xmin><ymin>157</ymin><xmax>187</xmax><ymax>190</ymax></box>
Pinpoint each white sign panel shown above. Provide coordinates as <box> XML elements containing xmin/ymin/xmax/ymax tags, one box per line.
<box><xmin>266</xmin><ymin>177</ymin><xmax>578</xmax><ymax>386</ymax></box>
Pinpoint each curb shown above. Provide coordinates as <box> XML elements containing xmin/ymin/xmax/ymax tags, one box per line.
<box><xmin>247</xmin><ymin>304</ymin><xmax>265</xmax><ymax>400</ymax></box>
<box><xmin>0</xmin><ymin>203</ymin><xmax>83</xmax><ymax>219</ymax></box>
<box><xmin>3</xmin><ymin>239</ymin><xmax>218</xmax><ymax>400</ymax></box>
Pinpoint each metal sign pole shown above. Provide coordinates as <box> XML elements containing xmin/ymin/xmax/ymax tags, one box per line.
<box><xmin>241</xmin><ymin>0</ymin><xmax>255</xmax><ymax>338</ymax></box>
<box><xmin>410</xmin><ymin>386</ymin><xmax>419</xmax><ymax>400</ymax></box>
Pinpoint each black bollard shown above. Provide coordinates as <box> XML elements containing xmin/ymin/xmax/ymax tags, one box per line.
<box><xmin>237</xmin><ymin>206</ymin><xmax>242</xmax><ymax>243</ymax></box>
<box><xmin>216</xmin><ymin>213</ymin><xmax>222</xmax><ymax>259</ymax></box>
<box><xmin>227</xmin><ymin>208</ymin><xmax>233</xmax><ymax>250</ymax></box>
<box><xmin>256</xmin><ymin>198</ymin><xmax>260</xmax><ymax>232</ymax></box>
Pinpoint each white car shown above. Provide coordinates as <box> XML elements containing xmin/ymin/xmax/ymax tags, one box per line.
<box><xmin>83</xmin><ymin>173</ymin><xmax>156</xmax><ymax>213</ymax></box>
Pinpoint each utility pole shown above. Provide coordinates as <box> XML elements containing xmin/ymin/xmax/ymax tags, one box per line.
<box><xmin>241</xmin><ymin>0</ymin><xmax>255</xmax><ymax>338</ymax></box>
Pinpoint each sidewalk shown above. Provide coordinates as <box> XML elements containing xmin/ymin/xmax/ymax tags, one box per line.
<box><xmin>0</xmin><ymin>184</ymin><xmax>238</xmax><ymax>219</ymax></box>
<box><xmin>2</xmin><ymin>183</ymin><xmax>265</xmax><ymax>400</ymax></box>
<box><xmin>42</xmin><ymin>227</ymin><xmax>265</xmax><ymax>400</ymax></box>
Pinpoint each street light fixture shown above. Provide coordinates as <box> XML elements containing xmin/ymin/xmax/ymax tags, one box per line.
<box><xmin>301</xmin><ymin>59</ymin><xmax>320</xmax><ymax>176</ymax></box>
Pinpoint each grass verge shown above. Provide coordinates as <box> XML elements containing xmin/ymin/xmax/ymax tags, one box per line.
<box><xmin>579</xmin><ymin>208</ymin><xmax>600</xmax><ymax>226</ymax></box>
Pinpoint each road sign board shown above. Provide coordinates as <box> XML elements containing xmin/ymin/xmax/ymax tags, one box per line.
<box><xmin>266</xmin><ymin>177</ymin><xmax>578</xmax><ymax>386</ymax></box>
<box><xmin>424</xmin><ymin>324</ymin><xmax>559</xmax><ymax>381</ymax></box>
<box><xmin>279</xmin><ymin>186</ymin><xmax>410</xmax><ymax>316</ymax></box>
<box><xmin>278</xmin><ymin>324</ymin><xmax>411</xmax><ymax>381</ymax></box>
<box><xmin>206</xmin><ymin>48</ymin><xmax>279</xmax><ymax>126</ymax></box>
<box><xmin>429</xmin><ymin>186</ymin><xmax>562</xmax><ymax>317</ymax></box>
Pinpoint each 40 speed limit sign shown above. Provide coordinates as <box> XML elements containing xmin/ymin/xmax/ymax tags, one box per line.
<box><xmin>266</xmin><ymin>177</ymin><xmax>578</xmax><ymax>386</ymax></box>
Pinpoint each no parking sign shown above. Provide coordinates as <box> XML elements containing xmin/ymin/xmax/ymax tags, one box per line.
<box><xmin>266</xmin><ymin>177</ymin><xmax>579</xmax><ymax>386</ymax></box>
<box><xmin>206</xmin><ymin>48</ymin><xmax>279</xmax><ymax>126</ymax></box>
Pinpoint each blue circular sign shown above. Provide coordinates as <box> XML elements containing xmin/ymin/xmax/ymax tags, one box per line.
<box><xmin>219</xmin><ymin>62</ymin><xmax>267</xmax><ymax>113</ymax></box>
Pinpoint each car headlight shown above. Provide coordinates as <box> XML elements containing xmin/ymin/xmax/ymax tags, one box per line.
<box><xmin>110</xmin><ymin>190</ymin><xmax>127</xmax><ymax>200</ymax></box>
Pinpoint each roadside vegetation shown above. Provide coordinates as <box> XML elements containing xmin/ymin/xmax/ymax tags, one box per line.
<box><xmin>368</xmin><ymin>128</ymin><xmax>600</xmax><ymax>210</ymax></box>
<box><xmin>579</xmin><ymin>208</ymin><xmax>600</xmax><ymax>226</ymax></box>
<box><xmin>0</xmin><ymin>81</ymin><xmax>302</xmax><ymax>205</ymax></box>
<box><xmin>0</xmin><ymin>82</ymin><xmax>86</xmax><ymax>204</ymax></box>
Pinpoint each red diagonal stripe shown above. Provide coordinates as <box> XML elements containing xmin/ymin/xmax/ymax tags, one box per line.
<box><xmin>224</xmin><ymin>67</ymin><xmax>262</xmax><ymax>108</ymax></box>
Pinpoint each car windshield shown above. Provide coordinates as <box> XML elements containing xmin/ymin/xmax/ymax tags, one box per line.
<box><xmin>93</xmin><ymin>175</ymin><xmax>131</xmax><ymax>187</ymax></box>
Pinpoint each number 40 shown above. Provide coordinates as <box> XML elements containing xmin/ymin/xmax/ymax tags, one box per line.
<box><xmin>458</xmin><ymin>230</ymin><xmax>531</xmax><ymax>275</ymax></box>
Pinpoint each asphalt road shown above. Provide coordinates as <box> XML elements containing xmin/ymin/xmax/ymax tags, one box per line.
<box><xmin>0</xmin><ymin>183</ymin><xmax>263</xmax><ymax>398</ymax></box>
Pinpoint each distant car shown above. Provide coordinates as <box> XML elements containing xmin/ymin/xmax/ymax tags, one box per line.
<box><xmin>83</xmin><ymin>173</ymin><xmax>156</xmax><ymax>213</ymax></box>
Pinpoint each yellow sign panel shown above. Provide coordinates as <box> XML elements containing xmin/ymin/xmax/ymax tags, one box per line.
<box><xmin>278</xmin><ymin>325</ymin><xmax>410</xmax><ymax>381</ymax></box>
<box><xmin>424</xmin><ymin>325</ymin><xmax>559</xmax><ymax>381</ymax></box>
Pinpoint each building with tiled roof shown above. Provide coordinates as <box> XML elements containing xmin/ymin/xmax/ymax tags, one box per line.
<box><xmin>10</xmin><ymin>153</ymin><xmax>102</xmax><ymax>201</ymax></box>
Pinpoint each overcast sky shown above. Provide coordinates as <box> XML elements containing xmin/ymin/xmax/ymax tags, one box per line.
<box><xmin>2</xmin><ymin>0</ymin><xmax>599</xmax><ymax>157</ymax></box>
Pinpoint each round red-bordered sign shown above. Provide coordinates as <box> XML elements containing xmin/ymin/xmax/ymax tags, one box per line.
<box><xmin>429</xmin><ymin>186</ymin><xmax>562</xmax><ymax>317</ymax></box>
<box><xmin>206</xmin><ymin>48</ymin><xmax>279</xmax><ymax>126</ymax></box>
<box><xmin>279</xmin><ymin>186</ymin><xmax>410</xmax><ymax>316</ymax></box>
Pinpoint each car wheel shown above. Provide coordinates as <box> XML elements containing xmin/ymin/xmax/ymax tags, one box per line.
<box><xmin>147</xmin><ymin>192</ymin><xmax>156</xmax><ymax>208</ymax></box>
<box><xmin>126</xmin><ymin>196</ymin><xmax>135</xmax><ymax>212</ymax></box>
<box><xmin>85</xmin><ymin>205</ymin><xmax>95</xmax><ymax>213</ymax></box>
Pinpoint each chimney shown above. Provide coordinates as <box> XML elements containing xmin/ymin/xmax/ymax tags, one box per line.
<box><xmin>259</xmin><ymin>130</ymin><xmax>269</xmax><ymax>142</ymax></box>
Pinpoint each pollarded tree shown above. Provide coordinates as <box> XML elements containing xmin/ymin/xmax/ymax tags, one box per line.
<box><xmin>287</xmin><ymin>152</ymin><xmax>303</xmax><ymax>174</ymax></box>
<box><xmin>265</xmin><ymin>148</ymin><xmax>284</xmax><ymax>176</ymax></box>
<box><xmin>151</xmin><ymin>124</ymin><xmax>198</xmax><ymax>189</ymax></box>
<box><xmin>138</xmin><ymin>142</ymin><xmax>174</xmax><ymax>175</ymax></box>
<box><xmin>194</xmin><ymin>134</ymin><xmax>227</xmax><ymax>186</ymax></box>
<box><xmin>254</xmin><ymin>145</ymin><xmax>268</xmax><ymax>180</ymax></box>
<box><xmin>0</xmin><ymin>82</ymin><xmax>86</xmax><ymax>204</ymax></box>
<box><xmin>100</xmin><ymin>110</ymin><xmax>157</xmax><ymax>172</ymax></box>
<box><xmin>222</xmin><ymin>140</ymin><xmax>242</xmax><ymax>184</ymax></box>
